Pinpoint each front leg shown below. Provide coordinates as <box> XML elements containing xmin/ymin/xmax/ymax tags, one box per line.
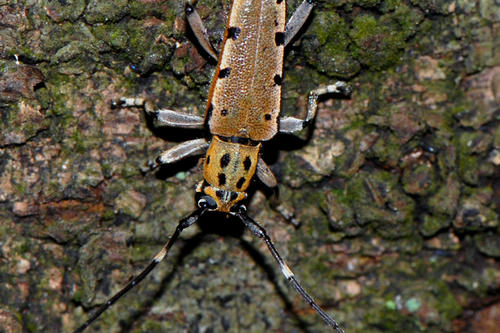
<box><xmin>185</xmin><ymin>4</ymin><xmax>218</xmax><ymax>61</ymax></box>
<box><xmin>279</xmin><ymin>82</ymin><xmax>351</xmax><ymax>134</ymax></box>
<box><xmin>114</xmin><ymin>97</ymin><xmax>208</xmax><ymax>170</ymax></box>
<box><xmin>284</xmin><ymin>0</ymin><xmax>314</xmax><ymax>47</ymax></box>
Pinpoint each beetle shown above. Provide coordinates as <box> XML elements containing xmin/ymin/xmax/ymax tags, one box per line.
<box><xmin>74</xmin><ymin>0</ymin><xmax>350</xmax><ymax>332</ymax></box>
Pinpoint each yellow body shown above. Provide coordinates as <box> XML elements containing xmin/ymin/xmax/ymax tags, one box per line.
<box><xmin>206</xmin><ymin>0</ymin><xmax>285</xmax><ymax>141</ymax></box>
<box><xmin>199</xmin><ymin>0</ymin><xmax>286</xmax><ymax>212</ymax></box>
<box><xmin>198</xmin><ymin>136</ymin><xmax>260</xmax><ymax>212</ymax></box>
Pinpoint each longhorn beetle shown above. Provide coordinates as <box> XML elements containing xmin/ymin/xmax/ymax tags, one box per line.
<box><xmin>74</xmin><ymin>0</ymin><xmax>350</xmax><ymax>332</ymax></box>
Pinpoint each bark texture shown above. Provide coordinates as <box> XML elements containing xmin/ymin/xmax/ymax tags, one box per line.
<box><xmin>0</xmin><ymin>0</ymin><xmax>499</xmax><ymax>332</ymax></box>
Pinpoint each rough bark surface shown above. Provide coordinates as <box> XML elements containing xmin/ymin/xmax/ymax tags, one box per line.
<box><xmin>0</xmin><ymin>0</ymin><xmax>499</xmax><ymax>332</ymax></box>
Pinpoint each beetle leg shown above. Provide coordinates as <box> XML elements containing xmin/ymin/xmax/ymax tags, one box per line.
<box><xmin>284</xmin><ymin>0</ymin><xmax>314</xmax><ymax>47</ymax></box>
<box><xmin>256</xmin><ymin>159</ymin><xmax>300</xmax><ymax>227</ymax></box>
<box><xmin>256</xmin><ymin>157</ymin><xmax>278</xmax><ymax>188</ymax></box>
<box><xmin>154</xmin><ymin>109</ymin><xmax>205</xmax><ymax>129</ymax></box>
<box><xmin>145</xmin><ymin>138</ymin><xmax>210</xmax><ymax>170</ymax></box>
<box><xmin>235</xmin><ymin>208</ymin><xmax>344</xmax><ymax>333</ymax></box>
<box><xmin>185</xmin><ymin>4</ymin><xmax>218</xmax><ymax>61</ymax></box>
<box><xmin>115</xmin><ymin>97</ymin><xmax>205</xmax><ymax>129</ymax></box>
<box><xmin>279</xmin><ymin>82</ymin><xmax>351</xmax><ymax>134</ymax></box>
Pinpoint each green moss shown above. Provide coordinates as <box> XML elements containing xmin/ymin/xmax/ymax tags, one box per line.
<box><xmin>365</xmin><ymin>302</ymin><xmax>419</xmax><ymax>331</ymax></box>
<box><xmin>456</xmin><ymin>131</ymin><xmax>490</xmax><ymax>185</ymax></box>
<box><xmin>419</xmin><ymin>214</ymin><xmax>450</xmax><ymax>237</ymax></box>
<box><xmin>72</xmin><ymin>289</ymin><xmax>83</xmax><ymax>304</ymax></box>
<box><xmin>380</xmin><ymin>0</ymin><xmax>401</xmax><ymax>12</ymax></box>
<box><xmin>71</xmin><ymin>130</ymin><xmax>86</xmax><ymax>154</ymax></box>
<box><xmin>350</xmin><ymin>14</ymin><xmax>406</xmax><ymax>70</ymax></box>
<box><xmin>366</xmin><ymin>132</ymin><xmax>403</xmax><ymax>168</ymax></box>
<box><xmin>280</xmin><ymin>153</ymin><xmax>323</xmax><ymax>187</ymax></box>
<box><xmin>346</xmin><ymin>169</ymin><xmax>416</xmax><ymax>239</ymax></box>
<box><xmin>410</xmin><ymin>0</ymin><xmax>456</xmax><ymax>14</ymax></box>
<box><xmin>358</xmin><ymin>0</ymin><xmax>382</xmax><ymax>6</ymax></box>
<box><xmin>43</xmin><ymin>0</ymin><xmax>87</xmax><ymax>22</ymax></box>
<box><xmin>121</xmin><ymin>162</ymin><xmax>140</xmax><ymax>178</ymax></box>
<box><xmin>392</xmin><ymin>3</ymin><xmax>424</xmax><ymax>38</ymax></box>
<box><xmin>84</xmin><ymin>0</ymin><xmax>129</xmax><ymax>24</ymax></box>
<box><xmin>433</xmin><ymin>281</ymin><xmax>462</xmax><ymax>320</ymax></box>
<box><xmin>385</xmin><ymin>299</ymin><xmax>397</xmax><ymax>310</ymax></box>
<box><xmin>474</xmin><ymin>232</ymin><xmax>500</xmax><ymax>257</ymax></box>
<box><xmin>15</xmin><ymin>182</ymin><xmax>27</xmax><ymax>196</ymax></box>
<box><xmin>101</xmin><ymin>208</ymin><xmax>116</xmax><ymax>222</ymax></box>
<box><xmin>93</xmin><ymin>24</ymin><xmax>129</xmax><ymax>51</ymax></box>
<box><xmin>18</xmin><ymin>240</ymin><xmax>30</xmax><ymax>253</ymax></box>
<box><xmin>402</xmin><ymin>162</ymin><xmax>438</xmax><ymax>196</ymax></box>
<box><xmin>128</xmin><ymin>0</ymin><xmax>174</xmax><ymax>20</ymax></box>
<box><xmin>302</xmin><ymin>9</ymin><xmax>360</xmax><ymax>78</ymax></box>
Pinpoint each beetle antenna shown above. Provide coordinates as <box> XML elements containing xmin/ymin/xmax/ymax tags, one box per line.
<box><xmin>73</xmin><ymin>207</ymin><xmax>207</xmax><ymax>333</ymax></box>
<box><xmin>235</xmin><ymin>207</ymin><xmax>344</xmax><ymax>333</ymax></box>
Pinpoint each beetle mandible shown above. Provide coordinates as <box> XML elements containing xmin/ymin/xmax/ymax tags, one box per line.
<box><xmin>74</xmin><ymin>0</ymin><xmax>350</xmax><ymax>332</ymax></box>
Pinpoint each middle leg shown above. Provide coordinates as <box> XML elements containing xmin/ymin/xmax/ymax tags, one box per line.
<box><xmin>116</xmin><ymin>97</ymin><xmax>205</xmax><ymax>129</ymax></box>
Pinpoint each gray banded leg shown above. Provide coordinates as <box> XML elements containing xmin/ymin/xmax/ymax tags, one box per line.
<box><xmin>185</xmin><ymin>4</ymin><xmax>218</xmax><ymax>61</ymax></box>
<box><xmin>256</xmin><ymin>157</ymin><xmax>278</xmax><ymax>188</ymax></box>
<box><xmin>117</xmin><ymin>97</ymin><xmax>205</xmax><ymax>129</ymax></box>
<box><xmin>235</xmin><ymin>208</ymin><xmax>344</xmax><ymax>333</ymax></box>
<box><xmin>279</xmin><ymin>82</ymin><xmax>351</xmax><ymax>134</ymax></box>
<box><xmin>73</xmin><ymin>208</ymin><xmax>206</xmax><ymax>333</ymax></box>
<box><xmin>256</xmin><ymin>158</ymin><xmax>300</xmax><ymax>227</ymax></box>
<box><xmin>284</xmin><ymin>0</ymin><xmax>315</xmax><ymax>47</ymax></box>
<box><xmin>153</xmin><ymin>138</ymin><xmax>209</xmax><ymax>169</ymax></box>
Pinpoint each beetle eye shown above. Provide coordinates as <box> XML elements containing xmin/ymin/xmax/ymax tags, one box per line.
<box><xmin>198</xmin><ymin>195</ymin><xmax>217</xmax><ymax>209</ymax></box>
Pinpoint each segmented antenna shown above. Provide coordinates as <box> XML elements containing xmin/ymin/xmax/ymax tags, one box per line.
<box><xmin>73</xmin><ymin>208</ymin><xmax>206</xmax><ymax>333</ymax></box>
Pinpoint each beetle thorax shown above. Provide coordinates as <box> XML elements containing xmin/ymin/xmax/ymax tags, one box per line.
<box><xmin>197</xmin><ymin>136</ymin><xmax>260</xmax><ymax>212</ymax></box>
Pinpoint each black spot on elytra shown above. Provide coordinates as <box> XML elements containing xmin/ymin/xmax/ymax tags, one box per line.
<box><xmin>274</xmin><ymin>19</ymin><xmax>279</xmax><ymax>26</ymax></box>
<box><xmin>273</xmin><ymin>74</ymin><xmax>282</xmax><ymax>85</ymax></box>
<box><xmin>276</xmin><ymin>0</ymin><xmax>283</xmax><ymax>4</ymax></box>
<box><xmin>220</xmin><ymin>153</ymin><xmax>231</xmax><ymax>168</ymax></box>
<box><xmin>236</xmin><ymin>177</ymin><xmax>246</xmax><ymax>189</ymax></box>
<box><xmin>243</xmin><ymin>156</ymin><xmax>252</xmax><ymax>171</ymax></box>
<box><xmin>206</xmin><ymin>155</ymin><xmax>211</xmax><ymax>165</ymax></box>
<box><xmin>227</xmin><ymin>27</ymin><xmax>241</xmax><ymax>40</ymax></box>
<box><xmin>218</xmin><ymin>67</ymin><xmax>231</xmax><ymax>78</ymax></box>
<box><xmin>264</xmin><ymin>114</ymin><xmax>272</xmax><ymax>121</ymax></box>
<box><xmin>221</xmin><ymin>109</ymin><xmax>228</xmax><ymax>116</ymax></box>
<box><xmin>230</xmin><ymin>192</ymin><xmax>238</xmax><ymax>201</ymax></box>
<box><xmin>218</xmin><ymin>173</ymin><xmax>226</xmax><ymax>186</ymax></box>
<box><xmin>216</xmin><ymin>190</ymin><xmax>224</xmax><ymax>199</ymax></box>
<box><xmin>275</xmin><ymin>32</ymin><xmax>285</xmax><ymax>46</ymax></box>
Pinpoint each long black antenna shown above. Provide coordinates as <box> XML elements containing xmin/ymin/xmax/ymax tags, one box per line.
<box><xmin>235</xmin><ymin>207</ymin><xmax>345</xmax><ymax>333</ymax></box>
<box><xmin>73</xmin><ymin>207</ymin><xmax>206</xmax><ymax>333</ymax></box>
